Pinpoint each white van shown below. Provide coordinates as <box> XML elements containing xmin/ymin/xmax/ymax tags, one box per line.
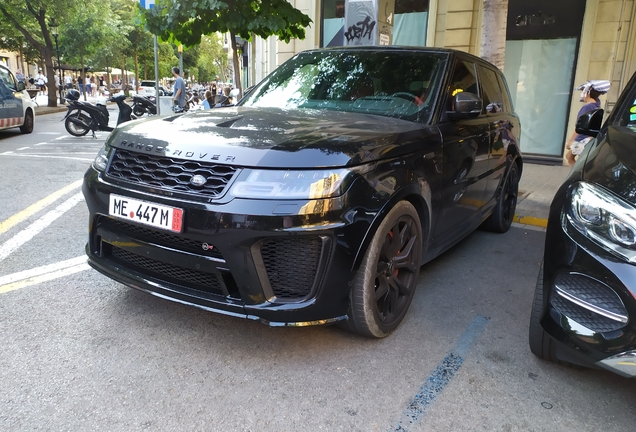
<box><xmin>0</xmin><ymin>64</ymin><xmax>36</xmax><ymax>134</ymax></box>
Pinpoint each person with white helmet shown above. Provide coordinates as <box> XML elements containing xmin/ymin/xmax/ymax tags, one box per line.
<box><xmin>565</xmin><ymin>79</ymin><xmax>611</xmax><ymax>166</ymax></box>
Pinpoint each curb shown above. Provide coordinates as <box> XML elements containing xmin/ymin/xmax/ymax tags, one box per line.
<box><xmin>512</xmin><ymin>214</ymin><xmax>548</xmax><ymax>228</ymax></box>
<box><xmin>35</xmin><ymin>107</ymin><xmax>67</xmax><ymax>116</ymax></box>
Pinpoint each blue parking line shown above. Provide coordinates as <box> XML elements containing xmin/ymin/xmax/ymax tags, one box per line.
<box><xmin>392</xmin><ymin>315</ymin><xmax>490</xmax><ymax>432</ymax></box>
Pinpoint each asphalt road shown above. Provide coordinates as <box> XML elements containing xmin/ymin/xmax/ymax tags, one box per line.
<box><xmin>0</xmin><ymin>111</ymin><xmax>634</xmax><ymax>431</ymax></box>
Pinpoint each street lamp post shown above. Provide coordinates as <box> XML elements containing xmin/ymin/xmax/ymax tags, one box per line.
<box><xmin>49</xmin><ymin>19</ymin><xmax>63</xmax><ymax>105</ymax></box>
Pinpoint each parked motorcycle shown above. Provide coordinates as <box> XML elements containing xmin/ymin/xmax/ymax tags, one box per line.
<box><xmin>131</xmin><ymin>94</ymin><xmax>157</xmax><ymax>117</ymax></box>
<box><xmin>63</xmin><ymin>89</ymin><xmax>134</xmax><ymax>138</ymax></box>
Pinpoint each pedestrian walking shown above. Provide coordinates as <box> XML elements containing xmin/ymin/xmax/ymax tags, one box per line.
<box><xmin>564</xmin><ymin>80</ymin><xmax>610</xmax><ymax>166</ymax></box>
<box><xmin>36</xmin><ymin>69</ymin><xmax>47</xmax><ymax>95</ymax></box>
<box><xmin>172</xmin><ymin>67</ymin><xmax>186</xmax><ymax>110</ymax></box>
<box><xmin>86</xmin><ymin>75</ymin><xmax>92</xmax><ymax>97</ymax></box>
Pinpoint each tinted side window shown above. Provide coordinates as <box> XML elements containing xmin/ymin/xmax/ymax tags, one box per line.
<box><xmin>478</xmin><ymin>65</ymin><xmax>504</xmax><ymax>115</ymax></box>
<box><xmin>450</xmin><ymin>60</ymin><xmax>478</xmax><ymax>97</ymax></box>
<box><xmin>496</xmin><ymin>72</ymin><xmax>514</xmax><ymax>113</ymax></box>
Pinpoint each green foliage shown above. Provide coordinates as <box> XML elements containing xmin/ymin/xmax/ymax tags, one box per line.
<box><xmin>196</xmin><ymin>34</ymin><xmax>226</xmax><ymax>82</ymax></box>
<box><xmin>0</xmin><ymin>20</ymin><xmax>41</xmax><ymax>64</ymax></box>
<box><xmin>143</xmin><ymin>0</ymin><xmax>312</xmax><ymax>46</ymax></box>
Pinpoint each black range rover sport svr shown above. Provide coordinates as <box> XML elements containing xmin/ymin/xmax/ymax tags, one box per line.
<box><xmin>83</xmin><ymin>47</ymin><xmax>522</xmax><ymax>337</ymax></box>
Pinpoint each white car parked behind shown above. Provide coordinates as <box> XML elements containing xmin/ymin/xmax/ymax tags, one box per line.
<box><xmin>0</xmin><ymin>64</ymin><xmax>35</xmax><ymax>134</ymax></box>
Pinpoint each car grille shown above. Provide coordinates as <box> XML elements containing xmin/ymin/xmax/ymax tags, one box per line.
<box><xmin>102</xmin><ymin>217</ymin><xmax>223</xmax><ymax>259</ymax></box>
<box><xmin>106</xmin><ymin>148</ymin><xmax>237</xmax><ymax>198</ymax></box>
<box><xmin>551</xmin><ymin>273</ymin><xmax>628</xmax><ymax>333</ymax></box>
<box><xmin>110</xmin><ymin>245</ymin><xmax>224</xmax><ymax>295</ymax></box>
<box><xmin>260</xmin><ymin>237</ymin><xmax>324</xmax><ymax>300</ymax></box>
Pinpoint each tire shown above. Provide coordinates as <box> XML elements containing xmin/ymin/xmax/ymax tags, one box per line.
<box><xmin>482</xmin><ymin>162</ymin><xmax>519</xmax><ymax>233</ymax></box>
<box><xmin>64</xmin><ymin>113</ymin><xmax>91</xmax><ymax>137</ymax></box>
<box><xmin>19</xmin><ymin>109</ymin><xmax>34</xmax><ymax>134</ymax></box>
<box><xmin>528</xmin><ymin>262</ymin><xmax>562</xmax><ymax>363</ymax></box>
<box><xmin>343</xmin><ymin>201</ymin><xmax>423</xmax><ymax>338</ymax></box>
<box><xmin>133</xmin><ymin>105</ymin><xmax>145</xmax><ymax>117</ymax></box>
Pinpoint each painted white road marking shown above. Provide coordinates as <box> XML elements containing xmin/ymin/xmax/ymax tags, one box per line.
<box><xmin>0</xmin><ymin>179</ymin><xmax>82</xmax><ymax>235</ymax></box>
<box><xmin>16</xmin><ymin>147</ymin><xmax>30</xmax><ymax>151</ymax></box>
<box><xmin>0</xmin><ymin>192</ymin><xmax>84</xmax><ymax>262</ymax></box>
<box><xmin>0</xmin><ymin>262</ymin><xmax>90</xmax><ymax>294</ymax></box>
<box><xmin>0</xmin><ymin>153</ymin><xmax>93</xmax><ymax>162</ymax></box>
<box><xmin>0</xmin><ymin>256</ymin><xmax>86</xmax><ymax>286</ymax></box>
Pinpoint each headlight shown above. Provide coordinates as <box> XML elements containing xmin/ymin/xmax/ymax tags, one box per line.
<box><xmin>92</xmin><ymin>144</ymin><xmax>111</xmax><ymax>172</ymax></box>
<box><xmin>231</xmin><ymin>168</ymin><xmax>359</xmax><ymax>199</ymax></box>
<box><xmin>566</xmin><ymin>182</ymin><xmax>636</xmax><ymax>262</ymax></box>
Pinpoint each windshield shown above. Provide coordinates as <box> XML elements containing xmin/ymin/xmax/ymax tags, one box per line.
<box><xmin>239</xmin><ymin>49</ymin><xmax>447</xmax><ymax>123</ymax></box>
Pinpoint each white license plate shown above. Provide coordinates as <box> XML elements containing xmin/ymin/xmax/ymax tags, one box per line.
<box><xmin>109</xmin><ymin>194</ymin><xmax>183</xmax><ymax>232</ymax></box>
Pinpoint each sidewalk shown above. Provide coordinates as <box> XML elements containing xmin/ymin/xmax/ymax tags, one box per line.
<box><xmin>33</xmin><ymin>93</ymin><xmax>105</xmax><ymax>116</ymax></box>
<box><xmin>515</xmin><ymin>162</ymin><xmax>571</xmax><ymax>229</ymax></box>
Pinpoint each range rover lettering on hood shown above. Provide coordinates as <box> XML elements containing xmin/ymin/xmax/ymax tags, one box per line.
<box><xmin>118</xmin><ymin>140</ymin><xmax>236</xmax><ymax>163</ymax></box>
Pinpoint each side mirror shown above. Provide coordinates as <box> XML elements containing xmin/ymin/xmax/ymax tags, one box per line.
<box><xmin>575</xmin><ymin>108</ymin><xmax>604</xmax><ymax>137</ymax></box>
<box><xmin>17</xmin><ymin>81</ymin><xmax>25</xmax><ymax>92</ymax></box>
<box><xmin>448</xmin><ymin>92</ymin><xmax>482</xmax><ymax>119</ymax></box>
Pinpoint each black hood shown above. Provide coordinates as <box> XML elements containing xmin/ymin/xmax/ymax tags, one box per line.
<box><xmin>107</xmin><ymin>107</ymin><xmax>440</xmax><ymax>168</ymax></box>
<box><xmin>583</xmin><ymin>125</ymin><xmax>636</xmax><ymax>206</ymax></box>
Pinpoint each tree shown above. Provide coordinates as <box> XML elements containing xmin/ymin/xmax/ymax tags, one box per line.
<box><xmin>60</xmin><ymin>4</ymin><xmax>113</xmax><ymax>100</ymax></box>
<box><xmin>142</xmin><ymin>0</ymin><xmax>311</xmax><ymax>94</ymax></box>
<box><xmin>0</xmin><ymin>0</ymin><xmax>84</xmax><ymax>107</ymax></box>
<box><xmin>480</xmin><ymin>0</ymin><xmax>509</xmax><ymax>71</ymax></box>
<box><xmin>196</xmin><ymin>34</ymin><xmax>227</xmax><ymax>83</ymax></box>
<box><xmin>0</xmin><ymin>20</ymin><xmax>42</xmax><ymax>70</ymax></box>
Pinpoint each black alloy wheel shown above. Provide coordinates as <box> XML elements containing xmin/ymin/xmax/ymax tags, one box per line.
<box><xmin>482</xmin><ymin>163</ymin><xmax>519</xmax><ymax>233</ymax></box>
<box><xmin>344</xmin><ymin>201</ymin><xmax>422</xmax><ymax>338</ymax></box>
<box><xmin>19</xmin><ymin>109</ymin><xmax>34</xmax><ymax>134</ymax></box>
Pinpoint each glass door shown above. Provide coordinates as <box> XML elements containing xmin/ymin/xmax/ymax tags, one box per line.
<box><xmin>504</xmin><ymin>0</ymin><xmax>586</xmax><ymax>158</ymax></box>
<box><xmin>504</xmin><ymin>39</ymin><xmax>577</xmax><ymax>156</ymax></box>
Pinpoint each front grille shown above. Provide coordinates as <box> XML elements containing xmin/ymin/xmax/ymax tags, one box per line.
<box><xmin>551</xmin><ymin>273</ymin><xmax>628</xmax><ymax>333</ymax></box>
<box><xmin>260</xmin><ymin>237</ymin><xmax>323</xmax><ymax>300</ymax></box>
<box><xmin>110</xmin><ymin>245</ymin><xmax>224</xmax><ymax>295</ymax></box>
<box><xmin>106</xmin><ymin>148</ymin><xmax>237</xmax><ymax>198</ymax></box>
<box><xmin>101</xmin><ymin>217</ymin><xmax>223</xmax><ymax>259</ymax></box>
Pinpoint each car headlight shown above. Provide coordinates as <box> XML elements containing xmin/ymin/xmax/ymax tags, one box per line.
<box><xmin>231</xmin><ymin>168</ymin><xmax>360</xmax><ymax>199</ymax></box>
<box><xmin>566</xmin><ymin>182</ymin><xmax>636</xmax><ymax>262</ymax></box>
<box><xmin>92</xmin><ymin>144</ymin><xmax>111</xmax><ymax>172</ymax></box>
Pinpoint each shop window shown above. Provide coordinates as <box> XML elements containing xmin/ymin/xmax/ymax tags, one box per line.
<box><xmin>393</xmin><ymin>0</ymin><xmax>429</xmax><ymax>47</ymax></box>
<box><xmin>323</xmin><ymin>0</ymin><xmax>346</xmax><ymax>46</ymax></box>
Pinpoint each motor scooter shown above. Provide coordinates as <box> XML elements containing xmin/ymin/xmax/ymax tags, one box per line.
<box><xmin>131</xmin><ymin>94</ymin><xmax>157</xmax><ymax>117</ymax></box>
<box><xmin>63</xmin><ymin>89</ymin><xmax>134</xmax><ymax>138</ymax></box>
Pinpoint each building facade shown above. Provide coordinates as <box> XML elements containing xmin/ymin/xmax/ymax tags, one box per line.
<box><xmin>246</xmin><ymin>0</ymin><xmax>636</xmax><ymax>163</ymax></box>
<box><xmin>0</xmin><ymin>50</ymin><xmax>39</xmax><ymax>80</ymax></box>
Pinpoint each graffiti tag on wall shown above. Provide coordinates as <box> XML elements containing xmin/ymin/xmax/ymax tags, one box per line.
<box><xmin>344</xmin><ymin>15</ymin><xmax>376</xmax><ymax>42</ymax></box>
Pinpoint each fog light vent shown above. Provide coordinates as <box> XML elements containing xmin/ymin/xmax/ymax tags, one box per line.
<box><xmin>551</xmin><ymin>272</ymin><xmax>628</xmax><ymax>332</ymax></box>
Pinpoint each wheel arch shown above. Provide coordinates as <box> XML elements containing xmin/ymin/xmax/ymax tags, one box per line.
<box><xmin>350</xmin><ymin>183</ymin><xmax>432</xmax><ymax>273</ymax></box>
